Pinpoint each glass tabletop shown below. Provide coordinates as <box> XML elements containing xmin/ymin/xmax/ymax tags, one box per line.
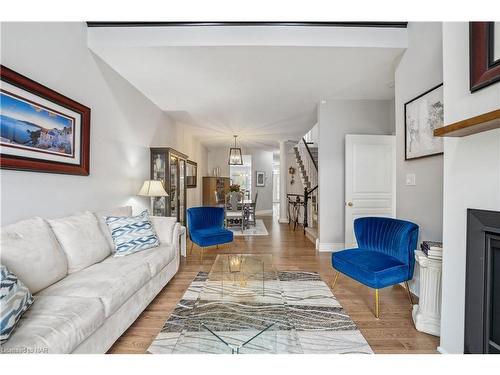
<box><xmin>172</xmin><ymin>254</ymin><xmax>302</xmax><ymax>354</ymax></box>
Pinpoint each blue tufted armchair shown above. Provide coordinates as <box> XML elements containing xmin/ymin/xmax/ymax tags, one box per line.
<box><xmin>331</xmin><ymin>217</ymin><xmax>419</xmax><ymax>318</ymax></box>
<box><xmin>187</xmin><ymin>207</ymin><xmax>233</xmax><ymax>262</ymax></box>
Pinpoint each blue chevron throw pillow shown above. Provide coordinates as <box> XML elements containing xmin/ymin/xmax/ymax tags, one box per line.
<box><xmin>1</xmin><ymin>265</ymin><xmax>34</xmax><ymax>344</ymax></box>
<box><xmin>105</xmin><ymin>210</ymin><xmax>160</xmax><ymax>256</ymax></box>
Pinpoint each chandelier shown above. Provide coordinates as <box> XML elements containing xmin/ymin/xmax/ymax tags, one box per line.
<box><xmin>228</xmin><ymin>135</ymin><xmax>243</xmax><ymax>165</ymax></box>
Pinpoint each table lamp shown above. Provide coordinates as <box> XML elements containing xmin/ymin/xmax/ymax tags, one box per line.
<box><xmin>138</xmin><ymin>180</ymin><xmax>168</xmax><ymax>215</ymax></box>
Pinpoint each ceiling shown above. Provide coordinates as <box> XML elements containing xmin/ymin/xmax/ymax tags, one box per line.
<box><xmin>88</xmin><ymin>26</ymin><xmax>406</xmax><ymax>151</ymax></box>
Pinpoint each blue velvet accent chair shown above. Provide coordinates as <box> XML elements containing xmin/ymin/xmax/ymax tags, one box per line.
<box><xmin>187</xmin><ymin>207</ymin><xmax>233</xmax><ymax>261</ymax></box>
<box><xmin>331</xmin><ymin>217</ymin><xmax>419</xmax><ymax>318</ymax></box>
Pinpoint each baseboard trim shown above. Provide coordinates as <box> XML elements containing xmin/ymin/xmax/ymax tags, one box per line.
<box><xmin>278</xmin><ymin>218</ymin><xmax>289</xmax><ymax>224</ymax></box>
<box><xmin>255</xmin><ymin>210</ymin><xmax>273</xmax><ymax>216</ymax></box>
<box><xmin>318</xmin><ymin>242</ymin><xmax>345</xmax><ymax>252</ymax></box>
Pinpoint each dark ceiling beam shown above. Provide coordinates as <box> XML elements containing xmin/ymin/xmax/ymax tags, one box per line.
<box><xmin>86</xmin><ymin>21</ymin><xmax>408</xmax><ymax>28</ymax></box>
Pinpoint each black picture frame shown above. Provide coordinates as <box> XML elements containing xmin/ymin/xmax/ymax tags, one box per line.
<box><xmin>404</xmin><ymin>83</ymin><xmax>444</xmax><ymax>160</ymax></box>
<box><xmin>256</xmin><ymin>171</ymin><xmax>265</xmax><ymax>187</ymax></box>
<box><xmin>186</xmin><ymin>160</ymin><xmax>197</xmax><ymax>188</ymax></box>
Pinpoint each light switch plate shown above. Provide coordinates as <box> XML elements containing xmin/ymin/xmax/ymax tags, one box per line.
<box><xmin>406</xmin><ymin>173</ymin><xmax>416</xmax><ymax>186</ymax></box>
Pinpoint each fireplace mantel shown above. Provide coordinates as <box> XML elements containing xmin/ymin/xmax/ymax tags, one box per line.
<box><xmin>434</xmin><ymin>109</ymin><xmax>500</xmax><ymax>137</ymax></box>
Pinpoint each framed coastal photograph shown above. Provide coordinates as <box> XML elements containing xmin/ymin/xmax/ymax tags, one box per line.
<box><xmin>256</xmin><ymin>171</ymin><xmax>265</xmax><ymax>187</ymax></box>
<box><xmin>404</xmin><ymin>84</ymin><xmax>444</xmax><ymax>160</ymax></box>
<box><xmin>0</xmin><ymin>65</ymin><xmax>90</xmax><ymax>175</ymax></box>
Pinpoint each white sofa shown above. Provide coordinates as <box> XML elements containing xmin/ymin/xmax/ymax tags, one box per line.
<box><xmin>0</xmin><ymin>207</ymin><xmax>180</xmax><ymax>354</ymax></box>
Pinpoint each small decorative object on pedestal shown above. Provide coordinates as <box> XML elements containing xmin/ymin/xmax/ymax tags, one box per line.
<box><xmin>138</xmin><ymin>180</ymin><xmax>169</xmax><ymax>215</ymax></box>
<box><xmin>412</xmin><ymin>250</ymin><xmax>442</xmax><ymax>336</ymax></box>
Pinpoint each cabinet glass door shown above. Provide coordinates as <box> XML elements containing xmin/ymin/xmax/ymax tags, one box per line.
<box><xmin>152</xmin><ymin>152</ymin><xmax>167</xmax><ymax>216</ymax></box>
<box><xmin>170</xmin><ymin>155</ymin><xmax>178</xmax><ymax>220</ymax></box>
<box><xmin>179</xmin><ymin>159</ymin><xmax>186</xmax><ymax>224</ymax></box>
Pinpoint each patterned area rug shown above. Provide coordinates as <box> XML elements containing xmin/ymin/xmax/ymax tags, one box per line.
<box><xmin>229</xmin><ymin>219</ymin><xmax>269</xmax><ymax>236</ymax></box>
<box><xmin>147</xmin><ymin>271</ymin><xmax>372</xmax><ymax>354</ymax></box>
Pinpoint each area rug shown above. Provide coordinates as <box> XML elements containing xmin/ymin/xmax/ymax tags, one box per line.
<box><xmin>147</xmin><ymin>271</ymin><xmax>372</xmax><ymax>354</ymax></box>
<box><xmin>229</xmin><ymin>219</ymin><xmax>269</xmax><ymax>236</ymax></box>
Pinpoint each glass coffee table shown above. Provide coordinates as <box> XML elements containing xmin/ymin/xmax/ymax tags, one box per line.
<box><xmin>172</xmin><ymin>254</ymin><xmax>301</xmax><ymax>354</ymax></box>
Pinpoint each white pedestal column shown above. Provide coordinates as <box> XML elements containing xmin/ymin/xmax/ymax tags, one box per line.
<box><xmin>412</xmin><ymin>250</ymin><xmax>442</xmax><ymax>336</ymax></box>
<box><xmin>278</xmin><ymin>140</ymin><xmax>289</xmax><ymax>224</ymax></box>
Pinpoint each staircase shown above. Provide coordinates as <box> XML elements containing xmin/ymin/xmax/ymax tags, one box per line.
<box><xmin>293</xmin><ymin>138</ymin><xmax>319</xmax><ymax>245</ymax></box>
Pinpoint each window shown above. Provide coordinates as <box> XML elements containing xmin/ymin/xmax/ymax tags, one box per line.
<box><xmin>230</xmin><ymin>155</ymin><xmax>252</xmax><ymax>198</ymax></box>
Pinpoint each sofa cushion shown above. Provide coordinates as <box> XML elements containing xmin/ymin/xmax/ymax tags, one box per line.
<box><xmin>48</xmin><ymin>212</ymin><xmax>110</xmax><ymax>274</ymax></box>
<box><xmin>37</xmin><ymin>259</ymin><xmax>150</xmax><ymax>317</ymax></box>
<box><xmin>1</xmin><ymin>217</ymin><xmax>68</xmax><ymax>293</ymax></box>
<box><xmin>105</xmin><ymin>210</ymin><xmax>160</xmax><ymax>256</ymax></box>
<box><xmin>0</xmin><ymin>265</ymin><xmax>34</xmax><ymax>344</ymax></box>
<box><xmin>332</xmin><ymin>249</ymin><xmax>409</xmax><ymax>289</ymax></box>
<box><xmin>1</xmin><ymin>295</ymin><xmax>105</xmax><ymax>354</ymax></box>
<box><xmin>93</xmin><ymin>206</ymin><xmax>133</xmax><ymax>251</ymax></box>
<box><xmin>102</xmin><ymin>244</ymin><xmax>176</xmax><ymax>278</ymax></box>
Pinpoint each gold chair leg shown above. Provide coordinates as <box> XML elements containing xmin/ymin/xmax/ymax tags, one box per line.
<box><xmin>189</xmin><ymin>241</ymin><xmax>194</xmax><ymax>255</ymax></box>
<box><xmin>331</xmin><ymin>271</ymin><xmax>340</xmax><ymax>289</ymax></box>
<box><xmin>375</xmin><ymin>289</ymin><xmax>380</xmax><ymax>319</ymax></box>
<box><xmin>404</xmin><ymin>281</ymin><xmax>414</xmax><ymax>305</ymax></box>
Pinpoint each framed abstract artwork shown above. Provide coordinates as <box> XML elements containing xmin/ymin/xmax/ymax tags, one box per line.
<box><xmin>470</xmin><ymin>22</ymin><xmax>500</xmax><ymax>92</ymax></box>
<box><xmin>404</xmin><ymin>83</ymin><xmax>444</xmax><ymax>160</ymax></box>
<box><xmin>256</xmin><ymin>171</ymin><xmax>265</xmax><ymax>187</ymax></box>
<box><xmin>0</xmin><ymin>65</ymin><xmax>90</xmax><ymax>175</ymax></box>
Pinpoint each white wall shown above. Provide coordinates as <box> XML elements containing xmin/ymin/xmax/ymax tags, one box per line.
<box><xmin>0</xmin><ymin>22</ymin><xmax>207</xmax><ymax>224</ymax></box>
<box><xmin>395</xmin><ymin>22</ymin><xmax>443</xmax><ymax>242</ymax></box>
<box><xmin>207</xmin><ymin>147</ymin><xmax>274</xmax><ymax>213</ymax></box>
<box><xmin>439</xmin><ymin>22</ymin><xmax>500</xmax><ymax>354</ymax></box>
<box><xmin>317</xmin><ymin>100</ymin><xmax>394</xmax><ymax>250</ymax></box>
<box><xmin>394</xmin><ymin>22</ymin><xmax>444</xmax><ymax>295</ymax></box>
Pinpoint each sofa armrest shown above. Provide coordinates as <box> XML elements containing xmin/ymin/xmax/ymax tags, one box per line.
<box><xmin>150</xmin><ymin>216</ymin><xmax>179</xmax><ymax>246</ymax></box>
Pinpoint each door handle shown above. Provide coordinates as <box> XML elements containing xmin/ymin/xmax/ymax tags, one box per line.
<box><xmin>347</xmin><ymin>202</ymin><xmax>353</xmax><ymax>207</ymax></box>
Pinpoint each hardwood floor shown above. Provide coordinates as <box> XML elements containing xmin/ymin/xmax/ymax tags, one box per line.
<box><xmin>108</xmin><ymin>216</ymin><xmax>439</xmax><ymax>354</ymax></box>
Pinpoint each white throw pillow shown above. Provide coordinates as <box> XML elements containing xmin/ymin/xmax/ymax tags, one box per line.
<box><xmin>150</xmin><ymin>216</ymin><xmax>177</xmax><ymax>245</ymax></box>
<box><xmin>93</xmin><ymin>206</ymin><xmax>133</xmax><ymax>251</ymax></box>
<box><xmin>106</xmin><ymin>210</ymin><xmax>160</xmax><ymax>257</ymax></box>
<box><xmin>48</xmin><ymin>212</ymin><xmax>110</xmax><ymax>274</ymax></box>
<box><xmin>1</xmin><ymin>217</ymin><xmax>68</xmax><ymax>293</ymax></box>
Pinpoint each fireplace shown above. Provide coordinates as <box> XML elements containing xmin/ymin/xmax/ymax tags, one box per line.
<box><xmin>465</xmin><ymin>209</ymin><xmax>500</xmax><ymax>354</ymax></box>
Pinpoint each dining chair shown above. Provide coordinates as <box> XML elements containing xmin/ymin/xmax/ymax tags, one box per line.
<box><xmin>247</xmin><ymin>192</ymin><xmax>258</xmax><ymax>226</ymax></box>
<box><xmin>224</xmin><ymin>191</ymin><xmax>246</xmax><ymax>232</ymax></box>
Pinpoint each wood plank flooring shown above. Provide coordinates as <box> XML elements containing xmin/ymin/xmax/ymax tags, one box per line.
<box><xmin>108</xmin><ymin>216</ymin><xmax>439</xmax><ymax>354</ymax></box>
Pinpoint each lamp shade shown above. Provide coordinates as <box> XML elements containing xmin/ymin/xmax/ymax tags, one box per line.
<box><xmin>137</xmin><ymin>180</ymin><xmax>168</xmax><ymax>197</ymax></box>
<box><xmin>228</xmin><ymin>147</ymin><xmax>243</xmax><ymax>165</ymax></box>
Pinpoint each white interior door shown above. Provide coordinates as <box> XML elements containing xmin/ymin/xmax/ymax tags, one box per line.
<box><xmin>345</xmin><ymin>134</ymin><xmax>396</xmax><ymax>247</ymax></box>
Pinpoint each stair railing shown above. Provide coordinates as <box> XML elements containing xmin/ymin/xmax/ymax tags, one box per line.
<box><xmin>297</xmin><ymin>138</ymin><xmax>318</xmax><ymax>234</ymax></box>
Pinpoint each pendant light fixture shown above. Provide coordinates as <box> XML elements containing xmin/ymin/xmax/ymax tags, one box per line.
<box><xmin>228</xmin><ymin>135</ymin><xmax>243</xmax><ymax>165</ymax></box>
